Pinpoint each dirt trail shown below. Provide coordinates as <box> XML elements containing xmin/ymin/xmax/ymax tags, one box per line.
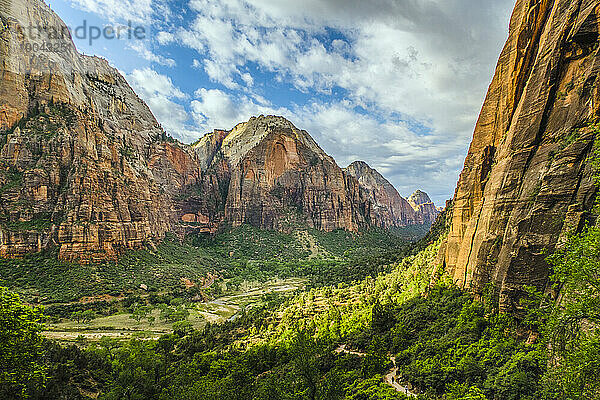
<box><xmin>294</xmin><ymin>230</ymin><xmax>329</xmax><ymax>259</ymax></box>
<box><xmin>335</xmin><ymin>345</ymin><xmax>417</xmax><ymax>397</ymax></box>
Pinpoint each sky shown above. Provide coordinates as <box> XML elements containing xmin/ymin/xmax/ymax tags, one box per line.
<box><xmin>45</xmin><ymin>0</ymin><xmax>515</xmax><ymax>205</ymax></box>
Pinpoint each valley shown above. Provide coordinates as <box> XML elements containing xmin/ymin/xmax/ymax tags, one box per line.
<box><xmin>1</xmin><ymin>0</ymin><xmax>600</xmax><ymax>399</ymax></box>
<box><xmin>43</xmin><ymin>277</ymin><xmax>306</xmax><ymax>342</ymax></box>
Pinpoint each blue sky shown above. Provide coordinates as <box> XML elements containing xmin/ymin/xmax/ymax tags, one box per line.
<box><xmin>45</xmin><ymin>0</ymin><xmax>515</xmax><ymax>205</ymax></box>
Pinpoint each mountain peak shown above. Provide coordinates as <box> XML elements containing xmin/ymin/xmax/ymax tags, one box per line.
<box><xmin>193</xmin><ymin>115</ymin><xmax>327</xmax><ymax>168</ymax></box>
<box><xmin>344</xmin><ymin>161</ymin><xmax>439</xmax><ymax>227</ymax></box>
<box><xmin>0</xmin><ymin>0</ymin><xmax>439</xmax><ymax>261</ymax></box>
<box><xmin>345</xmin><ymin>161</ymin><xmax>388</xmax><ymax>186</ymax></box>
<box><xmin>347</xmin><ymin>160</ymin><xmax>370</xmax><ymax>169</ymax></box>
<box><xmin>408</xmin><ymin>190</ymin><xmax>432</xmax><ymax>207</ymax></box>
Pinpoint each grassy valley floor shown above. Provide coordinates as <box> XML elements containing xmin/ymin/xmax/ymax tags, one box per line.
<box><xmin>0</xmin><ymin>224</ymin><xmax>422</xmax><ymax>347</ymax></box>
<box><xmin>43</xmin><ymin>277</ymin><xmax>306</xmax><ymax>342</ymax></box>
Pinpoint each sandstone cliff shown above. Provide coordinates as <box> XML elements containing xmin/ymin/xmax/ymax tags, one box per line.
<box><xmin>186</xmin><ymin>118</ymin><xmax>435</xmax><ymax>232</ymax></box>
<box><xmin>344</xmin><ymin>161</ymin><xmax>427</xmax><ymax>228</ymax></box>
<box><xmin>441</xmin><ymin>0</ymin><xmax>600</xmax><ymax>310</ymax></box>
<box><xmin>407</xmin><ymin>190</ymin><xmax>440</xmax><ymax>226</ymax></box>
<box><xmin>0</xmin><ymin>0</ymin><xmax>201</xmax><ymax>262</ymax></box>
<box><xmin>0</xmin><ymin>0</ymin><xmax>436</xmax><ymax>261</ymax></box>
<box><xmin>186</xmin><ymin>116</ymin><xmax>357</xmax><ymax>231</ymax></box>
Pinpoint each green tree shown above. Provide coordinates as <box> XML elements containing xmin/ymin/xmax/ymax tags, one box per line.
<box><xmin>543</xmin><ymin>225</ymin><xmax>600</xmax><ymax>399</ymax></box>
<box><xmin>129</xmin><ymin>304</ymin><xmax>151</xmax><ymax>324</ymax></box>
<box><xmin>104</xmin><ymin>339</ymin><xmax>166</xmax><ymax>400</ymax></box>
<box><xmin>290</xmin><ymin>330</ymin><xmax>320</xmax><ymax>400</ymax></box>
<box><xmin>81</xmin><ymin>309</ymin><xmax>95</xmax><ymax>324</ymax></box>
<box><xmin>361</xmin><ymin>337</ymin><xmax>388</xmax><ymax>378</ymax></box>
<box><xmin>70</xmin><ymin>310</ymin><xmax>82</xmax><ymax>323</ymax></box>
<box><xmin>0</xmin><ymin>287</ymin><xmax>46</xmax><ymax>398</ymax></box>
<box><xmin>445</xmin><ymin>382</ymin><xmax>488</xmax><ymax>400</ymax></box>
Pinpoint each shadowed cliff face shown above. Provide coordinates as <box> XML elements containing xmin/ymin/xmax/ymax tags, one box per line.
<box><xmin>0</xmin><ymin>0</ymin><xmax>436</xmax><ymax>261</ymax></box>
<box><xmin>443</xmin><ymin>0</ymin><xmax>600</xmax><ymax>311</ymax></box>
<box><xmin>0</xmin><ymin>0</ymin><xmax>203</xmax><ymax>262</ymax></box>
<box><xmin>344</xmin><ymin>161</ymin><xmax>437</xmax><ymax>228</ymax></box>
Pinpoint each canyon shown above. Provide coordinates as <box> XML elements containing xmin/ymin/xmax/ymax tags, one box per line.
<box><xmin>3</xmin><ymin>0</ymin><xmax>597</xmax><ymax>314</ymax></box>
<box><xmin>0</xmin><ymin>0</ymin><xmax>437</xmax><ymax>262</ymax></box>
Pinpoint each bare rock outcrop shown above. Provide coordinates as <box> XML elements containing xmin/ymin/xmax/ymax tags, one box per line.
<box><xmin>0</xmin><ymin>0</ymin><xmax>437</xmax><ymax>261</ymax></box>
<box><xmin>344</xmin><ymin>161</ymin><xmax>428</xmax><ymax>228</ymax></box>
<box><xmin>0</xmin><ymin>0</ymin><xmax>197</xmax><ymax>261</ymax></box>
<box><xmin>441</xmin><ymin>0</ymin><xmax>600</xmax><ymax>310</ymax></box>
<box><xmin>407</xmin><ymin>190</ymin><xmax>440</xmax><ymax>226</ymax></box>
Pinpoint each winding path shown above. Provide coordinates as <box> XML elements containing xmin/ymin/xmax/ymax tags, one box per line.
<box><xmin>335</xmin><ymin>345</ymin><xmax>417</xmax><ymax>397</ymax></box>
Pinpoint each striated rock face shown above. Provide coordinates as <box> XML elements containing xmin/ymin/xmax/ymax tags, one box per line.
<box><xmin>441</xmin><ymin>0</ymin><xmax>600</xmax><ymax>310</ymax></box>
<box><xmin>407</xmin><ymin>190</ymin><xmax>440</xmax><ymax>226</ymax></box>
<box><xmin>0</xmin><ymin>0</ymin><xmax>198</xmax><ymax>261</ymax></box>
<box><xmin>0</xmin><ymin>0</ymin><xmax>436</xmax><ymax>261</ymax></box>
<box><xmin>187</xmin><ymin>117</ymin><xmax>437</xmax><ymax>232</ymax></box>
<box><xmin>187</xmin><ymin>116</ymin><xmax>356</xmax><ymax>231</ymax></box>
<box><xmin>344</xmin><ymin>161</ymin><xmax>427</xmax><ymax>228</ymax></box>
<box><xmin>221</xmin><ymin>117</ymin><xmax>357</xmax><ymax>231</ymax></box>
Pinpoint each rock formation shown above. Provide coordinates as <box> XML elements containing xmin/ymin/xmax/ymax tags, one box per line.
<box><xmin>407</xmin><ymin>190</ymin><xmax>440</xmax><ymax>225</ymax></box>
<box><xmin>345</xmin><ymin>161</ymin><xmax>430</xmax><ymax>228</ymax></box>
<box><xmin>187</xmin><ymin>116</ymin><xmax>357</xmax><ymax>232</ymax></box>
<box><xmin>185</xmin><ymin>118</ymin><xmax>435</xmax><ymax>232</ymax></box>
<box><xmin>0</xmin><ymin>0</ymin><xmax>436</xmax><ymax>261</ymax></box>
<box><xmin>441</xmin><ymin>0</ymin><xmax>600</xmax><ymax>311</ymax></box>
<box><xmin>0</xmin><ymin>0</ymin><xmax>201</xmax><ymax>262</ymax></box>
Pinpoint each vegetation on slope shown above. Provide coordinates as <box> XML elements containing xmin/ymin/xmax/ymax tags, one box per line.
<box><xmin>0</xmin><ymin>287</ymin><xmax>46</xmax><ymax>398</ymax></box>
<box><xmin>1</xmin><ymin>186</ymin><xmax>599</xmax><ymax>399</ymax></box>
<box><xmin>0</xmin><ymin>218</ymin><xmax>599</xmax><ymax>399</ymax></box>
<box><xmin>0</xmin><ymin>225</ymin><xmax>416</xmax><ymax>304</ymax></box>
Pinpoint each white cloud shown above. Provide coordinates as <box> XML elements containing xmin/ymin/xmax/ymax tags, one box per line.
<box><xmin>64</xmin><ymin>0</ymin><xmax>515</xmax><ymax>203</ymax></box>
<box><xmin>292</xmin><ymin>102</ymin><xmax>466</xmax><ymax>201</ymax></box>
<box><xmin>127</xmin><ymin>68</ymin><xmax>186</xmax><ymax>99</ymax></box>
<box><xmin>125</xmin><ymin>68</ymin><xmax>201</xmax><ymax>142</ymax></box>
<box><xmin>67</xmin><ymin>0</ymin><xmax>154</xmax><ymax>23</ymax></box>
<box><xmin>127</xmin><ymin>42</ymin><xmax>176</xmax><ymax>67</ymax></box>
<box><xmin>190</xmin><ymin>88</ymin><xmax>290</xmax><ymax>132</ymax></box>
<box><xmin>203</xmin><ymin>59</ymin><xmax>240</xmax><ymax>89</ymax></box>
<box><xmin>240</xmin><ymin>72</ymin><xmax>254</xmax><ymax>87</ymax></box>
<box><xmin>156</xmin><ymin>31</ymin><xmax>175</xmax><ymax>45</ymax></box>
<box><xmin>169</xmin><ymin>0</ymin><xmax>510</xmax><ymax>134</ymax></box>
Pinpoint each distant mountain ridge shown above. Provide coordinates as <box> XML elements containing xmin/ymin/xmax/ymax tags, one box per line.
<box><xmin>181</xmin><ymin>115</ymin><xmax>439</xmax><ymax>232</ymax></box>
<box><xmin>407</xmin><ymin>190</ymin><xmax>439</xmax><ymax>225</ymax></box>
<box><xmin>0</xmin><ymin>0</ymin><xmax>438</xmax><ymax>262</ymax></box>
<box><xmin>344</xmin><ymin>161</ymin><xmax>438</xmax><ymax>228</ymax></box>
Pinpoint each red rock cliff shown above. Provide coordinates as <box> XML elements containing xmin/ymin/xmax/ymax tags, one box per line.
<box><xmin>0</xmin><ymin>0</ymin><xmax>439</xmax><ymax>261</ymax></box>
<box><xmin>442</xmin><ymin>0</ymin><xmax>600</xmax><ymax>310</ymax></box>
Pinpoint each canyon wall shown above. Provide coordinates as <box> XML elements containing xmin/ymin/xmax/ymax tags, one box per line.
<box><xmin>0</xmin><ymin>0</ymin><xmax>437</xmax><ymax>261</ymax></box>
<box><xmin>0</xmin><ymin>0</ymin><xmax>201</xmax><ymax>262</ymax></box>
<box><xmin>442</xmin><ymin>0</ymin><xmax>600</xmax><ymax>310</ymax></box>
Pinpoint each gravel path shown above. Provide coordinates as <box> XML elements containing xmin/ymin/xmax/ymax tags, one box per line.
<box><xmin>335</xmin><ymin>344</ymin><xmax>417</xmax><ymax>397</ymax></box>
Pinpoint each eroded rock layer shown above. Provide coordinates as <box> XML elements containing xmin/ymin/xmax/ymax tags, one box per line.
<box><xmin>442</xmin><ymin>0</ymin><xmax>600</xmax><ymax>310</ymax></box>
<box><xmin>0</xmin><ymin>0</ymin><xmax>438</xmax><ymax>261</ymax></box>
<box><xmin>0</xmin><ymin>0</ymin><xmax>204</xmax><ymax>262</ymax></box>
<box><xmin>407</xmin><ymin>190</ymin><xmax>440</xmax><ymax>226</ymax></box>
<box><xmin>344</xmin><ymin>161</ymin><xmax>429</xmax><ymax>228</ymax></box>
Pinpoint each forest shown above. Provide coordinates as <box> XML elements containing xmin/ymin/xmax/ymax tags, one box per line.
<box><xmin>1</xmin><ymin>208</ymin><xmax>598</xmax><ymax>400</ymax></box>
